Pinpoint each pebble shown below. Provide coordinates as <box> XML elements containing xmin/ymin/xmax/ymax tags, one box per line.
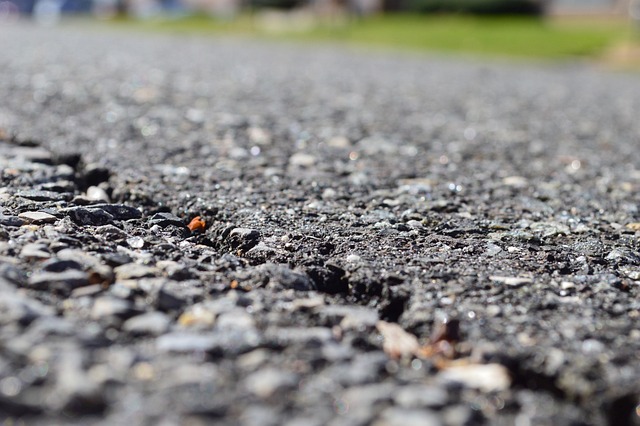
<box><xmin>85</xmin><ymin>186</ymin><xmax>110</xmax><ymax>203</ymax></box>
<box><xmin>0</xmin><ymin>292</ymin><xmax>54</xmax><ymax>325</ymax></box>
<box><xmin>67</xmin><ymin>207</ymin><xmax>114</xmax><ymax>226</ymax></box>
<box><xmin>228</xmin><ymin>227</ymin><xmax>261</xmax><ymax>251</ymax></box>
<box><xmin>606</xmin><ymin>248</ymin><xmax>640</xmax><ymax>265</ymax></box>
<box><xmin>20</xmin><ymin>243</ymin><xmax>51</xmax><ymax>260</ymax></box>
<box><xmin>114</xmin><ymin>263</ymin><xmax>157</xmax><ymax>280</ymax></box>
<box><xmin>126</xmin><ymin>236</ymin><xmax>145</xmax><ymax>249</ymax></box>
<box><xmin>374</xmin><ymin>407</ymin><xmax>443</xmax><ymax>426</ymax></box>
<box><xmin>318</xmin><ymin>305</ymin><xmax>378</xmax><ymax>330</ymax></box>
<box><xmin>149</xmin><ymin>212</ymin><xmax>184</xmax><ymax>228</ymax></box>
<box><xmin>16</xmin><ymin>189</ymin><xmax>68</xmax><ymax>201</ymax></box>
<box><xmin>244</xmin><ymin>368</ymin><xmax>298</xmax><ymax>398</ymax></box>
<box><xmin>393</xmin><ymin>385</ymin><xmax>449</xmax><ymax>408</ymax></box>
<box><xmin>28</xmin><ymin>269</ymin><xmax>89</xmax><ymax>293</ymax></box>
<box><xmin>289</xmin><ymin>152</ymin><xmax>316</xmax><ymax>167</ymax></box>
<box><xmin>17</xmin><ymin>211</ymin><xmax>56</xmax><ymax>224</ymax></box>
<box><xmin>178</xmin><ymin>304</ymin><xmax>216</xmax><ymax>328</ymax></box>
<box><xmin>91</xmin><ymin>297</ymin><xmax>138</xmax><ymax>320</ymax></box>
<box><xmin>0</xmin><ymin>214</ymin><xmax>24</xmax><ymax>227</ymax></box>
<box><xmin>122</xmin><ymin>311</ymin><xmax>171</xmax><ymax>336</ymax></box>
<box><xmin>437</xmin><ymin>363</ymin><xmax>511</xmax><ymax>392</ymax></box>
<box><xmin>91</xmin><ymin>204</ymin><xmax>142</xmax><ymax>220</ymax></box>
<box><xmin>489</xmin><ymin>276</ymin><xmax>532</xmax><ymax>287</ymax></box>
<box><xmin>156</xmin><ymin>332</ymin><xmax>218</xmax><ymax>353</ymax></box>
<box><xmin>256</xmin><ymin>263</ymin><xmax>315</xmax><ymax>291</ymax></box>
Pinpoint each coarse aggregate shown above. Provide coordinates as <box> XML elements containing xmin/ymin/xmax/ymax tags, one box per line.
<box><xmin>1</xmin><ymin>21</ymin><xmax>640</xmax><ymax>426</ymax></box>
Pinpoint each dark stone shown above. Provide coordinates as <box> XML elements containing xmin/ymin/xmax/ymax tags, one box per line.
<box><xmin>67</xmin><ymin>207</ymin><xmax>114</xmax><ymax>226</ymax></box>
<box><xmin>41</xmin><ymin>259</ymin><xmax>84</xmax><ymax>273</ymax></box>
<box><xmin>28</xmin><ymin>270</ymin><xmax>89</xmax><ymax>294</ymax></box>
<box><xmin>0</xmin><ymin>214</ymin><xmax>24</xmax><ymax>227</ymax></box>
<box><xmin>83</xmin><ymin>164</ymin><xmax>111</xmax><ymax>187</ymax></box>
<box><xmin>15</xmin><ymin>190</ymin><xmax>68</xmax><ymax>202</ymax></box>
<box><xmin>91</xmin><ymin>204</ymin><xmax>142</xmax><ymax>220</ymax></box>
<box><xmin>102</xmin><ymin>252</ymin><xmax>133</xmax><ymax>267</ymax></box>
<box><xmin>227</xmin><ymin>227</ymin><xmax>261</xmax><ymax>252</ymax></box>
<box><xmin>149</xmin><ymin>212</ymin><xmax>185</xmax><ymax>228</ymax></box>
<box><xmin>304</xmin><ymin>264</ymin><xmax>348</xmax><ymax>294</ymax></box>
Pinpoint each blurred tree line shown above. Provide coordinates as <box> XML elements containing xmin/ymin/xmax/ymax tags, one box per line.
<box><xmin>251</xmin><ymin>0</ymin><xmax>546</xmax><ymax>14</ymax></box>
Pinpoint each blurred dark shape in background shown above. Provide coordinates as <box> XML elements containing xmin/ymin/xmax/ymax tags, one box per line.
<box><xmin>1</xmin><ymin>0</ymin><xmax>637</xmax><ymax>20</ymax></box>
<box><xmin>0</xmin><ymin>0</ymin><xmax>562</xmax><ymax>21</ymax></box>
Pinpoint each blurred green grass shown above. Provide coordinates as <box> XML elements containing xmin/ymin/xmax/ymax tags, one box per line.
<box><xmin>107</xmin><ymin>13</ymin><xmax>633</xmax><ymax>60</ymax></box>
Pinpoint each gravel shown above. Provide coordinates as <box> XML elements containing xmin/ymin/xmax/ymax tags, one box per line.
<box><xmin>1</xmin><ymin>21</ymin><xmax>640</xmax><ymax>425</ymax></box>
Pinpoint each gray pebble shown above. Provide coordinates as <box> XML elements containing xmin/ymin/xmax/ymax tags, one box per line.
<box><xmin>156</xmin><ymin>332</ymin><xmax>218</xmax><ymax>353</ymax></box>
<box><xmin>91</xmin><ymin>297</ymin><xmax>138</xmax><ymax>320</ymax></box>
<box><xmin>393</xmin><ymin>384</ymin><xmax>449</xmax><ymax>408</ymax></box>
<box><xmin>374</xmin><ymin>407</ymin><xmax>442</xmax><ymax>426</ymax></box>
<box><xmin>18</xmin><ymin>211</ymin><xmax>58</xmax><ymax>224</ymax></box>
<box><xmin>114</xmin><ymin>263</ymin><xmax>157</xmax><ymax>280</ymax></box>
<box><xmin>28</xmin><ymin>269</ymin><xmax>89</xmax><ymax>293</ymax></box>
<box><xmin>91</xmin><ymin>204</ymin><xmax>142</xmax><ymax>220</ymax></box>
<box><xmin>149</xmin><ymin>212</ymin><xmax>184</xmax><ymax>228</ymax></box>
<box><xmin>16</xmin><ymin>189</ymin><xmax>68</xmax><ymax>202</ymax></box>
<box><xmin>123</xmin><ymin>311</ymin><xmax>171</xmax><ymax>336</ymax></box>
<box><xmin>67</xmin><ymin>207</ymin><xmax>114</xmax><ymax>226</ymax></box>
<box><xmin>244</xmin><ymin>368</ymin><xmax>298</xmax><ymax>398</ymax></box>
<box><xmin>20</xmin><ymin>243</ymin><xmax>50</xmax><ymax>260</ymax></box>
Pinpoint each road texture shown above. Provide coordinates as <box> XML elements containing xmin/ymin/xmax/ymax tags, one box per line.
<box><xmin>1</xmin><ymin>22</ymin><xmax>640</xmax><ymax>426</ymax></box>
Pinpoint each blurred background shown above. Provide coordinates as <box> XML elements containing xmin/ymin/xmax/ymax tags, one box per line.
<box><xmin>1</xmin><ymin>0</ymin><xmax>640</xmax><ymax>67</ymax></box>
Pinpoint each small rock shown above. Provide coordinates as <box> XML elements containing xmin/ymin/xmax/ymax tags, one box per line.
<box><xmin>289</xmin><ymin>152</ymin><xmax>316</xmax><ymax>167</ymax></box>
<box><xmin>122</xmin><ymin>311</ymin><xmax>170</xmax><ymax>336</ymax></box>
<box><xmin>327</xmin><ymin>135</ymin><xmax>350</xmax><ymax>148</ymax></box>
<box><xmin>17</xmin><ymin>211</ymin><xmax>56</xmax><ymax>224</ymax></box>
<box><xmin>178</xmin><ymin>304</ymin><xmax>216</xmax><ymax>328</ymax></box>
<box><xmin>394</xmin><ymin>384</ymin><xmax>449</xmax><ymax>408</ymax></box>
<box><xmin>485</xmin><ymin>243</ymin><xmax>503</xmax><ymax>257</ymax></box>
<box><xmin>374</xmin><ymin>407</ymin><xmax>443</xmax><ymax>426</ymax></box>
<box><xmin>318</xmin><ymin>305</ymin><xmax>378</xmax><ymax>330</ymax></box>
<box><xmin>29</xmin><ymin>270</ymin><xmax>89</xmax><ymax>293</ymax></box>
<box><xmin>67</xmin><ymin>207</ymin><xmax>114</xmax><ymax>226</ymax></box>
<box><xmin>228</xmin><ymin>227</ymin><xmax>261</xmax><ymax>252</ymax></box>
<box><xmin>156</xmin><ymin>260</ymin><xmax>192</xmax><ymax>281</ymax></box>
<box><xmin>156</xmin><ymin>332</ymin><xmax>218</xmax><ymax>353</ymax></box>
<box><xmin>216</xmin><ymin>309</ymin><xmax>255</xmax><ymax>330</ymax></box>
<box><xmin>114</xmin><ymin>263</ymin><xmax>157</xmax><ymax>280</ymax></box>
<box><xmin>502</xmin><ymin>176</ymin><xmax>528</xmax><ymax>188</ymax></box>
<box><xmin>126</xmin><ymin>236</ymin><xmax>145</xmax><ymax>249</ymax></box>
<box><xmin>148</xmin><ymin>212</ymin><xmax>184</xmax><ymax>228</ymax></box>
<box><xmin>94</xmin><ymin>224</ymin><xmax>127</xmax><ymax>240</ymax></box>
<box><xmin>85</xmin><ymin>186</ymin><xmax>110</xmax><ymax>203</ymax></box>
<box><xmin>437</xmin><ymin>363</ymin><xmax>511</xmax><ymax>392</ymax></box>
<box><xmin>259</xmin><ymin>264</ymin><xmax>315</xmax><ymax>291</ymax></box>
<box><xmin>376</xmin><ymin>321</ymin><xmax>420</xmax><ymax>359</ymax></box>
<box><xmin>0</xmin><ymin>292</ymin><xmax>53</xmax><ymax>325</ymax></box>
<box><xmin>20</xmin><ymin>243</ymin><xmax>50</xmax><ymax>260</ymax></box>
<box><xmin>83</xmin><ymin>164</ymin><xmax>111</xmax><ymax>187</ymax></box>
<box><xmin>244</xmin><ymin>368</ymin><xmax>298</xmax><ymax>398</ymax></box>
<box><xmin>606</xmin><ymin>247</ymin><xmax>640</xmax><ymax>265</ymax></box>
<box><xmin>16</xmin><ymin>189</ymin><xmax>67</xmax><ymax>202</ymax></box>
<box><xmin>529</xmin><ymin>222</ymin><xmax>570</xmax><ymax>238</ymax></box>
<box><xmin>489</xmin><ymin>276</ymin><xmax>532</xmax><ymax>287</ymax></box>
<box><xmin>91</xmin><ymin>297</ymin><xmax>138</xmax><ymax>320</ymax></box>
<box><xmin>0</xmin><ymin>214</ymin><xmax>24</xmax><ymax>227</ymax></box>
<box><xmin>91</xmin><ymin>204</ymin><xmax>142</xmax><ymax>220</ymax></box>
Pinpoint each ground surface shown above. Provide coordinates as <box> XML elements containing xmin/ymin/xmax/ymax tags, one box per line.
<box><xmin>1</xmin><ymin>22</ymin><xmax>639</xmax><ymax>426</ymax></box>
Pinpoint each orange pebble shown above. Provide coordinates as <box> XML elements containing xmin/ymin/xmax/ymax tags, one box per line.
<box><xmin>187</xmin><ymin>216</ymin><xmax>206</xmax><ymax>232</ymax></box>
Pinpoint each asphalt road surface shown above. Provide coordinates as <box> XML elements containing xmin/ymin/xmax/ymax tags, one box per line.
<box><xmin>1</xmin><ymin>22</ymin><xmax>640</xmax><ymax>426</ymax></box>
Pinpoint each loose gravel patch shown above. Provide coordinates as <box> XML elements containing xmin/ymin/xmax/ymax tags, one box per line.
<box><xmin>1</xmin><ymin>22</ymin><xmax>640</xmax><ymax>426</ymax></box>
